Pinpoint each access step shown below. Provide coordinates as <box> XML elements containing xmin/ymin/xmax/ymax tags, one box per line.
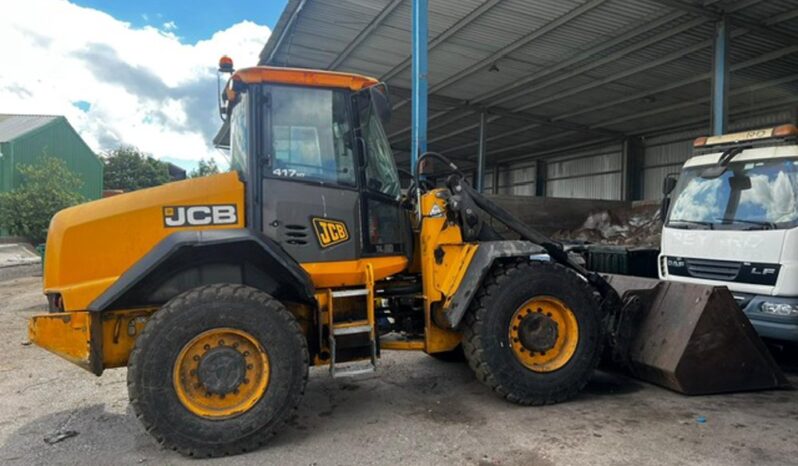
<box><xmin>332</xmin><ymin>320</ymin><xmax>372</xmax><ymax>336</ymax></box>
<box><xmin>331</xmin><ymin>361</ymin><xmax>377</xmax><ymax>378</ymax></box>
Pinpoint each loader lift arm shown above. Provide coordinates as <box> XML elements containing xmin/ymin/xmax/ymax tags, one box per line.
<box><xmin>414</xmin><ymin>151</ymin><xmax>624</xmax><ymax>318</ymax></box>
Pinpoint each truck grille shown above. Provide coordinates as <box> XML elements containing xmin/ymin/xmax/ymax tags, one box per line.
<box><xmin>667</xmin><ymin>256</ymin><xmax>779</xmax><ymax>286</ymax></box>
<box><xmin>684</xmin><ymin>258</ymin><xmax>741</xmax><ymax>281</ymax></box>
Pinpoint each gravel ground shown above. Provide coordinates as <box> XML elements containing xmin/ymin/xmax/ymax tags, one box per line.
<box><xmin>1</xmin><ymin>275</ymin><xmax>796</xmax><ymax>466</ymax></box>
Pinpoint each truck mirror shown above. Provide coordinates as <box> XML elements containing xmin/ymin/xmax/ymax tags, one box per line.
<box><xmin>729</xmin><ymin>175</ymin><xmax>752</xmax><ymax>191</ymax></box>
<box><xmin>662</xmin><ymin>175</ymin><xmax>677</xmax><ymax>195</ymax></box>
<box><xmin>369</xmin><ymin>83</ymin><xmax>391</xmax><ymax>125</ymax></box>
<box><xmin>700</xmin><ymin>165</ymin><xmax>727</xmax><ymax>179</ymax></box>
<box><xmin>660</xmin><ymin>197</ymin><xmax>671</xmax><ymax>223</ymax></box>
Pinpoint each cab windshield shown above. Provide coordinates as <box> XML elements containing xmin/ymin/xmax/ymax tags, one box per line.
<box><xmin>667</xmin><ymin>157</ymin><xmax>798</xmax><ymax>230</ymax></box>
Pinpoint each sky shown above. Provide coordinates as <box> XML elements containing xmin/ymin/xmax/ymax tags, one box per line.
<box><xmin>0</xmin><ymin>0</ymin><xmax>288</xmax><ymax>171</ymax></box>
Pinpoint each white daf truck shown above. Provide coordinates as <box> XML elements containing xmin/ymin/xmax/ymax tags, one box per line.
<box><xmin>660</xmin><ymin>124</ymin><xmax>798</xmax><ymax>343</ymax></box>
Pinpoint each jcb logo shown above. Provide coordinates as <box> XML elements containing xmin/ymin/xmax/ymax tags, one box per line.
<box><xmin>163</xmin><ymin>205</ymin><xmax>238</xmax><ymax>227</ymax></box>
<box><xmin>312</xmin><ymin>218</ymin><xmax>349</xmax><ymax>248</ymax></box>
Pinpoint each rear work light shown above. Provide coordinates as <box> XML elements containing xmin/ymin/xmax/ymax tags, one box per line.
<box><xmin>693</xmin><ymin>136</ymin><xmax>708</xmax><ymax>148</ymax></box>
<box><xmin>772</xmin><ymin>123</ymin><xmax>798</xmax><ymax>138</ymax></box>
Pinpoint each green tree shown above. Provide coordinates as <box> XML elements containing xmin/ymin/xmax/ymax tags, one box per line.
<box><xmin>0</xmin><ymin>157</ymin><xmax>86</xmax><ymax>244</ymax></box>
<box><xmin>189</xmin><ymin>158</ymin><xmax>221</xmax><ymax>178</ymax></box>
<box><xmin>103</xmin><ymin>145</ymin><xmax>171</xmax><ymax>191</ymax></box>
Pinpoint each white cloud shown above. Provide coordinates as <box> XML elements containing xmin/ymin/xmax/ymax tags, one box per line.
<box><xmin>670</xmin><ymin>178</ymin><xmax>722</xmax><ymax>222</ymax></box>
<box><xmin>0</xmin><ymin>0</ymin><xmax>271</xmax><ymax>168</ymax></box>
<box><xmin>741</xmin><ymin>172</ymin><xmax>798</xmax><ymax>223</ymax></box>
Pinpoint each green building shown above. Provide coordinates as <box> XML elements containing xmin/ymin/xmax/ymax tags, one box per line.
<box><xmin>0</xmin><ymin>114</ymin><xmax>102</xmax><ymax>200</ymax></box>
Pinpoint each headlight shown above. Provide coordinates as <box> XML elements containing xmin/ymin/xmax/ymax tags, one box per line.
<box><xmin>760</xmin><ymin>302</ymin><xmax>798</xmax><ymax>317</ymax></box>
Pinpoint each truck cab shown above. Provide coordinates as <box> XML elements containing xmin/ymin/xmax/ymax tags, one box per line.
<box><xmin>660</xmin><ymin>124</ymin><xmax>798</xmax><ymax>342</ymax></box>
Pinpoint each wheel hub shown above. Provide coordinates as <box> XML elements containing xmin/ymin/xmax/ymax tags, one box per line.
<box><xmin>518</xmin><ymin>313</ymin><xmax>559</xmax><ymax>353</ymax></box>
<box><xmin>197</xmin><ymin>347</ymin><xmax>246</xmax><ymax>395</ymax></box>
<box><xmin>173</xmin><ymin>327</ymin><xmax>270</xmax><ymax>419</ymax></box>
<box><xmin>508</xmin><ymin>296</ymin><xmax>580</xmax><ymax>373</ymax></box>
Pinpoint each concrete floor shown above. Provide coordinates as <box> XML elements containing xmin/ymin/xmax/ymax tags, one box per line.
<box><xmin>1</xmin><ymin>275</ymin><xmax>796</xmax><ymax>466</ymax></box>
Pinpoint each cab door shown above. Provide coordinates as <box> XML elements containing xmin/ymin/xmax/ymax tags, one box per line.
<box><xmin>259</xmin><ymin>84</ymin><xmax>363</xmax><ymax>264</ymax></box>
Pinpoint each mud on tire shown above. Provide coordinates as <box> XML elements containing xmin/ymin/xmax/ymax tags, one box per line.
<box><xmin>127</xmin><ymin>284</ymin><xmax>308</xmax><ymax>457</ymax></box>
<box><xmin>462</xmin><ymin>261</ymin><xmax>604</xmax><ymax>405</ymax></box>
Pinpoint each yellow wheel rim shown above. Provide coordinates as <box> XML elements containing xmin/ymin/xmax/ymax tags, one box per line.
<box><xmin>508</xmin><ymin>296</ymin><xmax>579</xmax><ymax>373</ymax></box>
<box><xmin>173</xmin><ymin>328</ymin><xmax>270</xmax><ymax>419</ymax></box>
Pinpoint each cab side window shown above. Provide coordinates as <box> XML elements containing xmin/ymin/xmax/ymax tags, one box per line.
<box><xmin>270</xmin><ymin>87</ymin><xmax>356</xmax><ymax>186</ymax></box>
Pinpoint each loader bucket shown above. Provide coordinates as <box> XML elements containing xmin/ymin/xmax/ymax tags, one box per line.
<box><xmin>604</xmin><ymin>274</ymin><xmax>789</xmax><ymax>395</ymax></box>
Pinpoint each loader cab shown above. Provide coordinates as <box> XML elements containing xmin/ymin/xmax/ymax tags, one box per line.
<box><xmin>222</xmin><ymin>67</ymin><xmax>409</xmax><ymax>273</ymax></box>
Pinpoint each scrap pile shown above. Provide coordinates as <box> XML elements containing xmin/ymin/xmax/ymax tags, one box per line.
<box><xmin>553</xmin><ymin>202</ymin><xmax>662</xmax><ymax>248</ymax></box>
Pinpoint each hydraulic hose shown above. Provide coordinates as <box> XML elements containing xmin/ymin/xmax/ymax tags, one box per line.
<box><xmin>414</xmin><ymin>151</ymin><xmax>462</xmax><ymax>189</ymax></box>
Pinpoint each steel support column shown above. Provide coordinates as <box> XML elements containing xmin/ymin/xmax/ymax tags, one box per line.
<box><xmin>476</xmin><ymin>112</ymin><xmax>487</xmax><ymax>192</ymax></box>
<box><xmin>535</xmin><ymin>160</ymin><xmax>547</xmax><ymax>197</ymax></box>
<box><xmin>711</xmin><ymin>17</ymin><xmax>730</xmax><ymax>135</ymax></box>
<box><xmin>411</xmin><ymin>0</ymin><xmax>428</xmax><ymax>172</ymax></box>
<box><xmin>492</xmin><ymin>164</ymin><xmax>500</xmax><ymax>194</ymax></box>
<box><xmin>621</xmin><ymin>137</ymin><xmax>644</xmax><ymax>201</ymax></box>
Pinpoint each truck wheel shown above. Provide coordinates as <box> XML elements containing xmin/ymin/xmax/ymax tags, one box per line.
<box><xmin>462</xmin><ymin>261</ymin><xmax>603</xmax><ymax>405</ymax></box>
<box><xmin>128</xmin><ymin>284</ymin><xmax>308</xmax><ymax>457</ymax></box>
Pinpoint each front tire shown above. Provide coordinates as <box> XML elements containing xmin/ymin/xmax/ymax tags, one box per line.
<box><xmin>462</xmin><ymin>261</ymin><xmax>603</xmax><ymax>405</ymax></box>
<box><xmin>427</xmin><ymin>345</ymin><xmax>466</xmax><ymax>362</ymax></box>
<box><xmin>128</xmin><ymin>284</ymin><xmax>308</xmax><ymax>457</ymax></box>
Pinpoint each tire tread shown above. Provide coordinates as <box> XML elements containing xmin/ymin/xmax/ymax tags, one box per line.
<box><xmin>461</xmin><ymin>260</ymin><xmax>603</xmax><ymax>406</ymax></box>
<box><xmin>128</xmin><ymin>284</ymin><xmax>308</xmax><ymax>457</ymax></box>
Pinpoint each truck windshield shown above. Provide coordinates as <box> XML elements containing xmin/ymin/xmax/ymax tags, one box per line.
<box><xmin>667</xmin><ymin>158</ymin><xmax>798</xmax><ymax>230</ymax></box>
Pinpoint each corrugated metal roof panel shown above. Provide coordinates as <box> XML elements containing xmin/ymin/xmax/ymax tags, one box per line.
<box><xmin>261</xmin><ymin>0</ymin><xmax>798</xmax><ymax>198</ymax></box>
<box><xmin>0</xmin><ymin>115</ymin><xmax>59</xmax><ymax>143</ymax></box>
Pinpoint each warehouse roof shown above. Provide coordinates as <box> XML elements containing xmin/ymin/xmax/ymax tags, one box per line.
<box><xmin>259</xmin><ymin>0</ymin><xmax>798</xmax><ymax>168</ymax></box>
<box><xmin>0</xmin><ymin>114</ymin><xmax>60</xmax><ymax>143</ymax></box>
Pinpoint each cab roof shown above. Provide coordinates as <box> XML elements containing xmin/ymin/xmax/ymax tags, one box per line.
<box><xmin>231</xmin><ymin>66</ymin><xmax>379</xmax><ymax>92</ymax></box>
<box><xmin>215</xmin><ymin>66</ymin><xmax>380</xmax><ymax>149</ymax></box>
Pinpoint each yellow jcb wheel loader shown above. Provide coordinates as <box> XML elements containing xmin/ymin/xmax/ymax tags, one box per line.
<box><xmin>27</xmin><ymin>63</ymin><xmax>786</xmax><ymax>457</ymax></box>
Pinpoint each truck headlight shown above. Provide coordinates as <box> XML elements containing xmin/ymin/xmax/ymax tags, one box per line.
<box><xmin>760</xmin><ymin>302</ymin><xmax>798</xmax><ymax>317</ymax></box>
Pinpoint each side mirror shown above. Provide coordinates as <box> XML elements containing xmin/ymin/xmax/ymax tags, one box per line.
<box><xmin>660</xmin><ymin>173</ymin><xmax>678</xmax><ymax>223</ymax></box>
<box><xmin>660</xmin><ymin>197</ymin><xmax>671</xmax><ymax>223</ymax></box>
<box><xmin>369</xmin><ymin>83</ymin><xmax>391</xmax><ymax>125</ymax></box>
<box><xmin>662</xmin><ymin>174</ymin><xmax>678</xmax><ymax>196</ymax></box>
<box><xmin>700</xmin><ymin>165</ymin><xmax>727</xmax><ymax>179</ymax></box>
<box><xmin>729</xmin><ymin>175</ymin><xmax>752</xmax><ymax>191</ymax></box>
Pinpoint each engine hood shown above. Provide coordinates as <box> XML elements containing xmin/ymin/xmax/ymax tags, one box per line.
<box><xmin>44</xmin><ymin>172</ymin><xmax>245</xmax><ymax>310</ymax></box>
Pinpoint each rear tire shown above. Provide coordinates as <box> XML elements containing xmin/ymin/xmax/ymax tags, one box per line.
<box><xmin>128</xmin><ymin>284</ymin><xmax>308</xmax><ymax>457</ymax></box>
<box><xmin>462</xmin><ymin>261</ymin><xmax>603</xmax><ymax>405</ymax></box>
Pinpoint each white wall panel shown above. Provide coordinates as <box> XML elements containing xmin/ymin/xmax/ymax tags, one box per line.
<box><xmin>545</xmin><ymin>144</ymin><xmax>623</xmax><ymax>200</ymax></box>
